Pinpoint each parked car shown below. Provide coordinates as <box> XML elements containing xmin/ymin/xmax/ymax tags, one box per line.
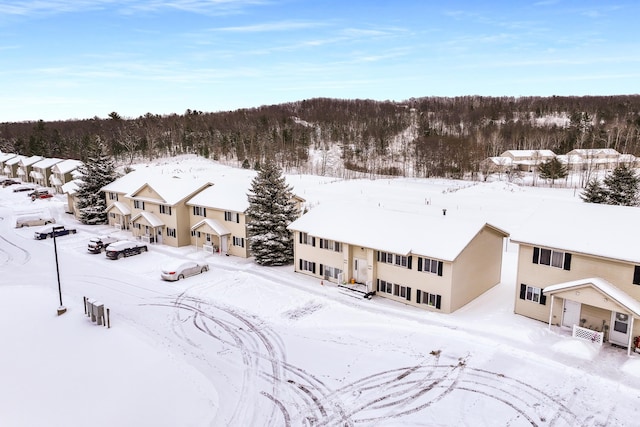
<box><xmin>1</xmin><ymin>179</ymin><xmax>19</xmax><ymax>187</ymax></box>
<box><xmin>87</xmin><ymin>235</ymin><xmax>119</xmax><ymax>253</ymax></box>
<box><xmin>105</xmin><ymin>241</ymin><xmax>148</xmax><ymax>260</ymax></box>
<box><xmin>13</xmin><ymin>185</ymin><xmax>36</xmax><ymax>193</ymax></box>
<box><xmin>28</xmin><ymin>189</ymin><xmax>53</xmax><ymax>199</ymax></box>
<box><xmin>161</xmin><ymin>260</ymin><xmax>209</xmax><ymax>281</ymax></box>
<box><xmin>34</xmin><ymin>225</ymin><xmax>77</xmax><ymax>240</ymax></box>
<box><xmin>15</xmin><ymin>215</ymin><xmax>56</xmax><ymax>228</ymax></box>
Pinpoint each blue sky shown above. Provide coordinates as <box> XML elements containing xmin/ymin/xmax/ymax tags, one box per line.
<box><xmin>1</xmin><ymin>0</ymin><xmax>638</xmax><ymax>122</ymax></box>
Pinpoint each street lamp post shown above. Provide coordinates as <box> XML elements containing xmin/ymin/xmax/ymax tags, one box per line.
<box><xmin>52</xmin><ymin>225</ymin><xmax>67</xmax><ymax>316</ymax></box>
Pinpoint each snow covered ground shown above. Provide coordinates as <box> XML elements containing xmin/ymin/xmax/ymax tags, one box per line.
<box><xmin>2</xmin><ymin>155</ymin><xmax>640</xmax><ymax>426</ymax></box>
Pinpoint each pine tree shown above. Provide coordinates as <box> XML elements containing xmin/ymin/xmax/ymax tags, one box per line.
<box><xmin>246</xmin><ymin>160</ymin><xmax>299</xmax><ymax>266</ymax></box>
<box><xmin>538</xmin><ymin>157</ymin><xmax>568</xmax><ymax>187</ymax></box>
<box><xmin>603</xmin><ymin>165</ymin><xmax>640</xmax><ymax>206</ymax></box>
<box><xmin>76</xmin><ymin>142</ymin><xmax>118</xmax><ymax>224</ymax></box>
<box><xmin>580</xmin><ymin>179</ymin><xmax>608</xmax><ymax>204</ymax></box>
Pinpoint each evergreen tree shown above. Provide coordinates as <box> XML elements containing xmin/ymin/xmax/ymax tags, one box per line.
<box><xmin>538</xmin><ymin>157</ymin><xmax>568</xmax><ymax>187</ymax></box>
<box><xmin>603</xmin><ymin>165</ymin><xmax>640</xmax><ymax>206</ymax></box>
<box><xmin>76</xmin><ymin>142</ymin><xmax>118</xmax><ymax>224</ymax></box>
<box><xmin>580</xmin><ymin>179</ymin><xmax>608</xmax><ymax>204</ymax></box>
<box><xmin>246</xmin><ymin>160</ymin><xmax>298</xmax><ymax>265</ymax></box>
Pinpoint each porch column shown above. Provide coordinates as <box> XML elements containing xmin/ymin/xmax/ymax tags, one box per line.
<box><xmin>628</xmin><ymin>316</ymin><xmax>635</xmax><ymax>357</ymax></box>
<box><xmin>548</xmin><ymin>295</ymin><xmax>555</xmax><ymax>330</ymax></box>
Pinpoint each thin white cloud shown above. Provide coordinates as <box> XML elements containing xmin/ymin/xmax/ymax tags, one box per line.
<box><xmin>214</xmin><ymin>20</ymin><xmax>326</xmax><ymax>32</ymax></box>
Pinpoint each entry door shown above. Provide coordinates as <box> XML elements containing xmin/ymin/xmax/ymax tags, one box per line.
<box><xmin>221</xmin><ymin>236</ymin><xmax>228</xmax><ymax>253</ymax></box>
<box><xmin>156</xmin><ymin>228</ymin><xmax>163</xmax><ymax>244</ymax></box>
<box><xmin>353</xmin><ymin>258</ymin><xmax>368</xmax><ymax>283</ymax></box>
<box><xmin>562</xmin><ymin>300</ymin><xmax>581</xmax><ymax>328</ymax></box>
<box><xmin>610</xmin><ymin>312</ymin><xmax>631</xmax><ymax>346</ymax></box>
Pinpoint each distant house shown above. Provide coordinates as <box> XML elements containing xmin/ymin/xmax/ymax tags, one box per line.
<box><xmin>61</xmin><ymin>179</ymin><xmax>82</xmax><ymax>217</ymax></box>
<box><xmin>4</xmin><ymin>155</ymin><xmax>25</xmax><ymax>179</ymax></box>
<box><xmin>0</xmin><ymin>153</ymin><xmax>17</xmax><ymax>176</ymax></box>
<box><xmin>480</xmin><ymin>156</ymin><xmax>514</xmax><ymax>176</ymax></box>
<box><xmin>499</xmin><ymin>150</ymin><xmax>556</xmax><ymax>172</ymax></box>
<box><xmin>288</xmin><ymin>204</ymin><xmax>509</xmax><ymax>313</ymax></box>
<box><xmin>566</xmin><ymin>148</ymin><xmax>631</xmax><ymax>170</ymax></box>
<box><xmin>30</xmin><ymin>158</ymin><xmax>62</xmax><ymax>188</ymax></box>
<box><xmin>50</xmin><ymin>159</ymin><xmax>83</xmax><ymax>193</ymax></box>
<box><xmin>17</xmin><ymin>155</ymin><xmax>43</xmax><ymax>182</ymax></box>
<box><xmin>511</xmin><ymin>202</ymin><xmax>640</xmax><ymax>355</ymax></box>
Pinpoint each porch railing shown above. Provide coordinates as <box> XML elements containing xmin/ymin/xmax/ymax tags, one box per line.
<box><xmin>203</xmin><ymin>244</ymin><xmax>214</xmax><ymax>254</ymax></box>
<box><xmin>572</xmin><ymin>324</ymin><xmax>604</xmax><ymax>345</ymax></box>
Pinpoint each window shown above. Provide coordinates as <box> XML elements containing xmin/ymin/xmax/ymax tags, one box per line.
<box><xmin>193</xmin><ymin>206</ymin><xmax>206</xmax><ymax>217</ymax></box>
<box><xmin>377</xmin><ymin>251</ymin><xmax>393</xmax><ymax>264</ymax></box>
<box><xmin>377</xmin><ymin>279</ymin><xmax>393</xmax><ymax>294</ymax></box>
<box><xmin>134</xmin><ymin>200</ymin><xmax>145</xmax><ymax>210</ymax></box>
<box><xmin>394</xmin><ymin>255</ymin><xmax>408</xmax><ymax>267</ymax></box>
<box><xmin>377</xmin><ymin>280</ymin><xmax>411</xmax><ymax>301</ymax></box>
<box><xmin>321</xmin><ymin>265</ymin><xmax>342</xmax><ymax>280</ymax></box>
<box><xmin>299</xmin><ymin>259</ymin><xmax>316</xmax><ymax>273</ymax></box>
<box><xmin>233</xmin><ymin>236</ymin><xmax>245</xmax><ymax>247</ymax></box>
<box><xmin>159</xmin><ymin>205</ymin><xmax>172</xmax><ymax>215</ymax></box>
<box><xmin>319</xmin><ymin>239</ymin><xmax>342</xmax><ymax>252</ymax></box>
<box><xmin>519</xmin><ymin>284</ymin><xmax>547</xmax><ymax>305</ymax></box>
<box><xmin>532</xmin><ymin>247</ymin><xmax>571</xmax><ymax>270</ymax></box>
<box><xmin>224</xmin><ymin>211</ymin><xmax>240</xmax><ymax>223</ymax></box>
<box><xmin>417</xmin><ymin>290</ymin><xmax>442</xmax><ymax>309</ymax></box>
<box><xmin>633</xmin><ymin>266</ymin><xmax>640</xmax><ymax>285</ymax></box>
<box><xmin>166</xmin><ymin>228</ymin><xmax>176</xmax><ymax>238</ymax></box>
<box><xmin>108</xmin><ymin>192</ymin><xmax>118</xmax><ymax>201</ymax></box>
<box><xmin>299</xmin><ymin>232</ymin><xmax>315</xmax><ymax>246</ymax></box>
<box><xmin>418</xmin><ymin>257</ymin><xmax>443</xmax><ymax>276</ymax></box>
<box><xmin>109</xmin><ymin>213</ymin><xmax>115</xmax><ymax>219</ymax></box>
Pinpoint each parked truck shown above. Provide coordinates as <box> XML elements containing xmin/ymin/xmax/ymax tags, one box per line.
<box><xmin>87</xmin><ymin>236</ymin><xmax>119</xmax><ymax>254</ymax></box>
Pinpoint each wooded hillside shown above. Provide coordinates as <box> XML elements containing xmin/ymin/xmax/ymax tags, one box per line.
<box><xmin>1</xmin><ymin>95</ymin><xmax>639</xmax><ymax>180</ymax></box>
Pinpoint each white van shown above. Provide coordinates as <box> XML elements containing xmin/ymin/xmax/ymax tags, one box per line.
<box><xmin>15</xmin><ymin>215</ymin><xmax>56</xmax><ymax>228</ymax></box>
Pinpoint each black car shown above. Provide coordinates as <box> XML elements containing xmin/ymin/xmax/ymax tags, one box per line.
<box><xmin>13</xmin><ymin>185</ymin><xmax>36</xmax><ymax>192</ymax></box>
<box><xmin>34</xmin><ymin>225</ymin><xmax>77</xmax><ymax>240</ymax></box>
<box><xmin>105</xmin><ymin>241</ymin><xmax>148</xmax><ymax>259</ymax></box>
<box><xmin>1</xmin><ymin>179</ymin><xmax>20</xmax><ymax>187</ymax></box>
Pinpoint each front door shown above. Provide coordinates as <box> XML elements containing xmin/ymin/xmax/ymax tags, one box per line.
<box><xmin>610</xmin><ymin>312</ymin><xmax>631</xmax><ymax>346</ymax></box>
<box><xmin>353</xmin><ymin>258</ymin><xmax>368</xmax><ymax>283</ymax></box>
<box><xmin>156</xmin><ymin>228</ymin><xmax>163</xmax><ymax>244</ymax></box>
<box><xmin>562</xmin><ymin>300</ymin><xmax>581</xmax><ymax>328</ymax></box>
<box><xmin>221</xmin><ymin>236</ymin><xmax>228</xmax><ymax>254</ymax></box>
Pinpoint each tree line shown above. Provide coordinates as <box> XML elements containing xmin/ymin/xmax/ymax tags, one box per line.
<box><xmin>1</xmin><ymin>95</ymin><xmax>639</xmax><ymax>180</ymax></box>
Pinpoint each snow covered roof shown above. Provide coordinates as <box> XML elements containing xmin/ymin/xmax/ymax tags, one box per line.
<box><xmin>568</xmin><ymin>148</ymin><xmax>620</xmax><ymax>157</ymax></box>
<box><xmin>0</xmin><ymin>153</ymin><xmax>16</xmax><ymax>162</ymax></box>
<box><xmin>288</xmin><ymin>203</ymin><xmax>508</xmax><ymax>261</ymax></box>
<box><xmin>19</xmin><ymin>155</ymin><xmax>43</xmax><ymax>167</ymax></box>
<box><xmin>500</xmin><ymin>149</ymin><xmax>556</xmax><ymax>159</ymax></box>
<box><xmin>6</xmin><ymin>155</ymin><xmax>25</xmax><ymax>166</ymax></box>
<box><xmin>101</xmin><ymin>171</ymin><xmax>149</xmax><ymax>194</ymax></box>
<box><xmin>186</xmin><ymin>176</ymin><xmax>253</xmax><ymax>212</ymax></box>
<box><xmin>32</xmin><ymin>157</ymin><xmax>62</xmax><ymax>169</ymax></box>
<box><xmin>544</xmin><ymin>277</ymin><xmax>640</xmax><ymax>317</ymax></box>
<box><xmin>131</xmin><ymin>211</ymin><xmax>164</xmax><ymax>227</ymax></box>
<box><xmin>510</xmin><ymin>201</ymin><xmax>640</xmax><ymax>264</ymax></box>
<box><xmin>106</xmin><ymin>201</ymin><xmax>131</xmax><ymax>216</ymax></box>
<box><xmin>61</xmin><ymin>179</ymin><xmax>81</xmax><ymax>195</ymax></box>
<box><xmin>52</xmin><ymin>159</ymin><xmax>83</xmax><ymax>174</ymax></box>
<box><xmin>29</xmin><ymin>171</ymin><xmax>44</xmax><ymax>180</ymax></box>
<box><xmin>128</xmin><ymin>177</ymin><xmax>213</xmax><ymax>206</ymax></box>
<box><xmin>191</xmin><ymin>218</ymin><xmax>231</xmax><ymax>236</ymax></box>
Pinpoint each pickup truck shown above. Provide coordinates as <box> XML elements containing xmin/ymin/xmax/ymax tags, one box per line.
<box><xmin>87</xmin><ymin>236</ymin><xmax>119</xmax><ymax>253</ymax></box>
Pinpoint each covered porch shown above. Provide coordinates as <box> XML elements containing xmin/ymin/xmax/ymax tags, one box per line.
<box><xmin>106</xmin><ymin>202</ymin><xmax>131</xmax><ymax>231</ymax></box>
<box><xmin>131</xmin><ymin>211</ymin><xmax>165</xmax><ymax>244</ymax></box>
<box><xmin>191</xmin><ymin>219</ymin><xmax>230</xmax><ymax>255</ymax></box>
<box><xmin>545</xmin><ymin>277</ymin><xmax>640</xmax><ymax>356</ymax></box>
